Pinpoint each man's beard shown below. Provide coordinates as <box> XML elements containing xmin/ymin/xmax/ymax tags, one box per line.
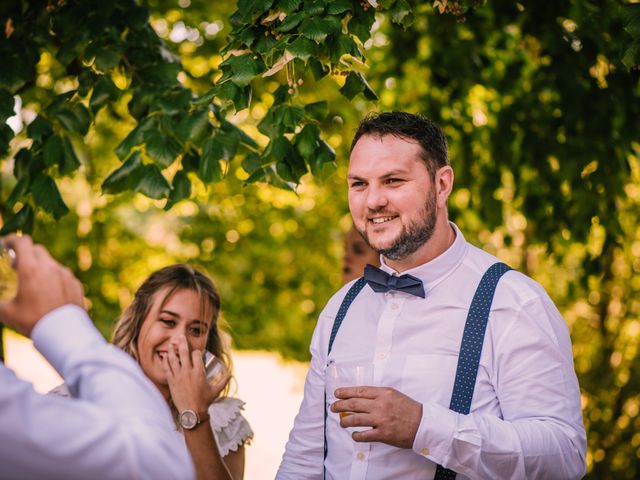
<box><xmin>360</xmin><ymin>190</ymin><xmax>437</xmax><ymax>262</ymax></box>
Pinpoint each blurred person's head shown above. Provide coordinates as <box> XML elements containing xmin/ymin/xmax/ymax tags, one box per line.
<box><xmin>342</xmin><ymin>227</ymin><xmax>380</xmax><ymax>283</ymax></box>
<box><xmin>112</xmin><ymin>264</ymin><xmax>229</xmax><ymax>399</ymax></box>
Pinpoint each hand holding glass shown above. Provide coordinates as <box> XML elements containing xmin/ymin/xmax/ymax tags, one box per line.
<box><xmin>326</xmin><ymin>362</ymin><xmax>374</xmax><ymax>432</ymax></box>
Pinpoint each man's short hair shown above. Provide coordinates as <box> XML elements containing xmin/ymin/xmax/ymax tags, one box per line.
<box><xmin>350</xmin><ymin>111</ymin><xmax>449</xmax><ymax>179</ymax></box>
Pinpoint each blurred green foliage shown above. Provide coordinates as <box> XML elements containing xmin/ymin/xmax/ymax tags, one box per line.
<box><xmin>1</xmin><ymin>0</ymin><xmax>640</xmax><ymax>477</ymax></box>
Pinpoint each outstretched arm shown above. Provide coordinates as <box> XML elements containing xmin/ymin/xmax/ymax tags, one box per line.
<box><xmin>0</xmin><ymin>235</ymin><xmax>195</xmax><ymax>479</ymax></box>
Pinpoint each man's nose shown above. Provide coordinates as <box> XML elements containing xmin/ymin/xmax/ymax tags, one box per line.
<box><xmin>366</xmin><ymin>184</ymin><xmax>388</xmax><ymax>210</ymax></box>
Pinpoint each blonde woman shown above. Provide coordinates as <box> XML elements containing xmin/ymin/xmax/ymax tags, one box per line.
<box><xmin>55</xmin><ymin>264</ymin><xmax>252</xmax><ymax>479</ymax></box>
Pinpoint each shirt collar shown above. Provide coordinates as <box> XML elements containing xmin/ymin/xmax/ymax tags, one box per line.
<box><xmin>379</xmin><ymin>222</ymin><xmax>467</xmax><ymax>291</ymax></box>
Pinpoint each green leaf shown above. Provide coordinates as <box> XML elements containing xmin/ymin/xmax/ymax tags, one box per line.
<box><xmin>327</xmin><ymin>0</ymin><xmax>352</xmax><ymax>15</ymax></box>
<box><xmin>299</xmin><ymin>16</ymin><xmax>341</xmax><ymax>43</ymax></box>
<box><xmin>13</xmin><ymin>148</ymin><xmax>32</xmax><ymax>180</ymax></box>
<box><xmin>295</xmin><ymin>124</ymin><xmax>320</xmax><ymax>158</ymax></box>
<box><xmin>621</xmin><ymin>4</ymin><xmax>640</xmax><ymax>37</ymax></box>
<box><xmin>272</xmin><ymin>136</ymin><xmax>307</xmax><ymax>182</ymax></box>
<box><xmin>304</xmin><ymin>101</ymin><xmax>329</xmax><ymax>122</ymax></box>
<box><xmin>135</xmin><ymin>165</ymin><xmax>171</xmax><ymax>199</ymax></box>
<box><xmin>622</xmin><ymin>39</ymin><xmax>640</xmax><ymax>70</ymax></box>
<box><xmin>282</xmin><ymin>104</ymin><xmax>305</xmax><ymax>130</ymax></box>
<box><xmin>258</xmin><ymin>106</ymin><xmax>286</xmax><ymax>138</ymax></box>
<box><xmin>115</xmin><ymin>116</ymin><xmax>157</xmax><ymax>160</ymax></box>
<box><xmin>242</xmin><ymin>152</ymin><xmax>263</xmax><ymax>175</ymax></box>
<box><xmin>0</xmin><ymin>204</ymin><xmax>35</xmax><ymax>235</ymax></box>
<box><xmin>60</xmin><ymin>137</ymin><xmax>81</xmax><ymax>175</ymax></box>
<box><xmin>340</xmin><ymin>71</ymin><xmax>378</xmax><ymax>100</ymax></box>
<box><xmin>0</xmin><ymin>124</ymin><xmax>11</xmax><ymax>156</ymax></box>
<box><xmin>276</xmin><ymin>0</ymin><xmax>301</xmax><ymax>13</ymax></box>
<box><xmin>90</xmin><ymin>76</ymin><xmax>119</xmax><ymax>113</ymax></box>
<box><xmin>5</xmin><ymin>177</ymin><xmax>29</xmax><ymax>210</ymax></box>
<box><xmin>221</xmin><ymin>119</ymin><xmax>259</xmax><ymax>149</ymax></box>
<box><xmin>349</xmin><ymin>3</ymin><xmax>376</xmax><ymax>43</ymax></box>
<box><xmin>43</xmin><ymin>135</ymin><xmax>64</xmax><ymax>168</ymax></box>
<box><xmin>176</xmin><ymin>109</ymin><xmax>211</xmax><ymax>143</ymax></box>
<box><xmin>309</xmin><ymin>138</ymin><xmax>337</xmax><ymax>180</ymax></box>
<box><xmin>220</xmin><ymin>54</ymin><xmax>264</xmax><ymax>87</ymax></box>
<box><xmin>53</xmin><ymin>103</ymin><xmax>91</xmax><ymax>135</ymax></box>
<box><xmin>165</xmin><ymin>170</ymin><xmax>191</xmax><ymax>210</ymax></box>
<box><xmin>192</xmin><ymin>88</ymin><xmax>217</xmax><ymax>107</ymax></box>
<box><xmin>128</xmin><ymin>88</ymin><xmax>156</xmax><ymax>119</ymax></box>
<box><xmin>303</xmin><ymin>0</ymin><xmax>325</xmax><ymax>16</ymax></box>
<box><xmin>216</xmin><ymin>129</ymin><xmax>240</xmax><ymax>160</ymax></box>
<box><xmin>181</xmin><ymin>150</ymin><xmax>200</xmax><ymax>173</ymax></box>
<box><xmin>102</xmin><ymin>151</ymin><xmax>144</xmax><ymax>194</ymax></box>
<box><xmin>309</xmin><ymin>59</ymin><xmax>330</xmax><ymax>80</ymax></box>
<box><xmin>329</xmin><ymin>34</ymin><xmax>360</xmax><ymax>63</ymax></box>
<box><xmin>78</xmin><ymin>69</ymin><xmax>99</xmax><ymax>97</ymax></box>
<box><xmin>145</xmin><ymin>129</ymin><xmax>182</xmax><ymax>168</ymax></box>
<box><xmin>0</xmin><ymin>89</ymin><xmax>15</xmax><ymax>124</ymax></box>
<box><xmin>234</xmin><ymin>0</ymin><xmax>275</xmax><ymax>23</ymax></box>
<box><xmin>157</xmin><ymin>87</ymin><xmax>192</xmax><ymax>115</ymax></box>
<box><xmin>199</xmin><ymin>138</ymin><xmax>224</xmax><ymax>182</ymax></box>
<box><xmin>287</xmin><ymin>37</ymin><xmax>317</xmax><ymax>62</ymax></box>
<box><xmin>32</xmin><ymin>173</ymin><xmax>70</xmax><ymax>219</ymax></box>
<box><xmin>94</xmin><ymin>44</ymin><xmax>121</xmax><ymax>72</ymax></box>
<box><xmin>26</xmin><ymin>116</ymin><xmax>53</xmax><ymax>143</ymax></box>
<box><xmin>277</xmin><ymin>11</ymin><xmax>306</xmax><ymax>32</ymax></box>
<box><xmin>390</xmin><ymin>0</ymin><xmax>414</xmax><ymax>28</ymax></box>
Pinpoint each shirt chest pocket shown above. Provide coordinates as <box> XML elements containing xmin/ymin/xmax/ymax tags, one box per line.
<box><xmin>400</xmin><ymin>354</ymin><xmax>459</xmax><ymax>408</ymax></box>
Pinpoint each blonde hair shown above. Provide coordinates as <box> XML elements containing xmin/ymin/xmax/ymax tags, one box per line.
<box><xmin>112</xmin><ymin>264</ymin><xmax>232</xmax><ymax>394</ymax></box>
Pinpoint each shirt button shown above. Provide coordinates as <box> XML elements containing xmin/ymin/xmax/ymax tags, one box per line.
<box><xmin>377</xmin><ymin>352</ymin><xmax>387</xmax><ymax>360</ymax></box>
<box><xmin>356</xmin><ymin>452</ymin><xmax>366</xmax><ymax>461</ymax></box>
<box><xmin>390</xmin><ymin>302</ymin><xmax>399</xmax><ymax>310</ymax></box>
<box><xmin>421</xmin><ymin>448</ymin><xmax>430</xmax><ymax>456</ymax></box>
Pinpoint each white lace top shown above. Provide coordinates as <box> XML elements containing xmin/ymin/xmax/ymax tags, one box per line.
<box><xmin>208</xmin><ymin>396</ymin><xmax>253</xmax><ymax>456</ymax></box>
<box><xmin>50</xmin><ymin>384</ymin><xmax>253</xmax><ymax>457</ymax></box>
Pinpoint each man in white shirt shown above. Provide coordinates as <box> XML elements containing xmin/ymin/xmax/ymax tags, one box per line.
<box><xmin>277</xmin><ymin>112</ymin><xmax>586</xmax><ymax>479</ymax></box>
<box><xmin>0</xmin><ymin>235</ymin><xmax>195</xmax><ymax>479</ymax></box>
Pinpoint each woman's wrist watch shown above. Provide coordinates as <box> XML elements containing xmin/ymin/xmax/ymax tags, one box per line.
<box><xmin>178</xmin><ymin>409</ymin><xmax>210</xmax><ymax>430</ymax></box>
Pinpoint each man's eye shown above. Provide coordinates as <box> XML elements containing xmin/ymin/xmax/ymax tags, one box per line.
<box><xmin>386</xmin><ymin>178</ymin><xmax>403</xmax><ymax>184</ymax></box>
<box><xmin>350</xmin><ymin>181</ymin><xmax>366</xmax><ymax>188</ymax></box>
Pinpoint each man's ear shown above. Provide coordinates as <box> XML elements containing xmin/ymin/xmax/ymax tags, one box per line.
<box><xmin>435</xmin><ymin>166</ymin><xmax>454</xmax><ymax>208</ymax></box>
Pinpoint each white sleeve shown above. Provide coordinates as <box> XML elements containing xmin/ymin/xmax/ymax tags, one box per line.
<box><xmin>0</xmin><ymin>305</ymin><xmax>195</xmax><ymax>480</ymax></box>
<box><xmin>209</xmin><ymin>397</ymin><xmax>254</xmax><ymax>457</ymax></box>
<box><xmin>276</xmin><ymin>318</ymin><xmax>328</xmax><ymax>479</ymax></box>
<box><xmin>411</xmin><ymin>296</ymin><xmax>586</xmax><ymax>480</ymax></box>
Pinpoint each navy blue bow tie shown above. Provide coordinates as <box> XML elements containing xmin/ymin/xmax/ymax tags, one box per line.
<box><xmin>363</xmin><ymin>264</ymin><xmax>426</xmax><ymax>298</ymax></box>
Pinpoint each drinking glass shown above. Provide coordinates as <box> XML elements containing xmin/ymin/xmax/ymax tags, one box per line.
<box><xmin>326</xmin><ymin>361</ymin><xmax>374</xmax><ymax>432</ymax></box>
<box><xmin>204</xmin><ymin>350</ymin><xmax>227</xmax><ymax>385</ymax></box>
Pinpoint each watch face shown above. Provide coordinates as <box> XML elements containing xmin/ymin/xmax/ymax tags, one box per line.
<box><xmin>179</xmin><ymin>410</ymin><xmax>198</xmax><ymax>429</ymax></box>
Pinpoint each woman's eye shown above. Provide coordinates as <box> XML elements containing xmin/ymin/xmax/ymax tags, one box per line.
<box><xmin>160</xmin><ymin>318</ymin><xmax>175</xmax><ymax>327</ymax></box>
<box><xmin>189</xmin><ymin>327</ymin><xmax>202</xmax><ymax>336</ymax></box>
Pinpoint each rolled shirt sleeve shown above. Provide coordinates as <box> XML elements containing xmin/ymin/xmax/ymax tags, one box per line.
<box><xmin>412</xmin><ymin>296</ymin><xmax>586</xmax><ymax>480</ymax></box>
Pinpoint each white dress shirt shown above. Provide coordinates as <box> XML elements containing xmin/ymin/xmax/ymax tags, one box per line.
<box><xmin>0</xmin><ymin>305</ymin><xmax>195</xmax><ymax>480</ymax></box>
<box><xmin>277</xmin><ymin>223</ymin><xmax>586</xmax><ymax>480</ymax></box>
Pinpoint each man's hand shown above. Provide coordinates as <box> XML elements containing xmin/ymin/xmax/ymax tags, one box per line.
<box><xmin>331</xmin><ymin>386</ymin><xmax>423</xmax><ymax>449</ymax></box>
<box><xmin>0</xmin><ymin>235</ymin><xmax>84</xmax><ymax>337</ymax></box>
